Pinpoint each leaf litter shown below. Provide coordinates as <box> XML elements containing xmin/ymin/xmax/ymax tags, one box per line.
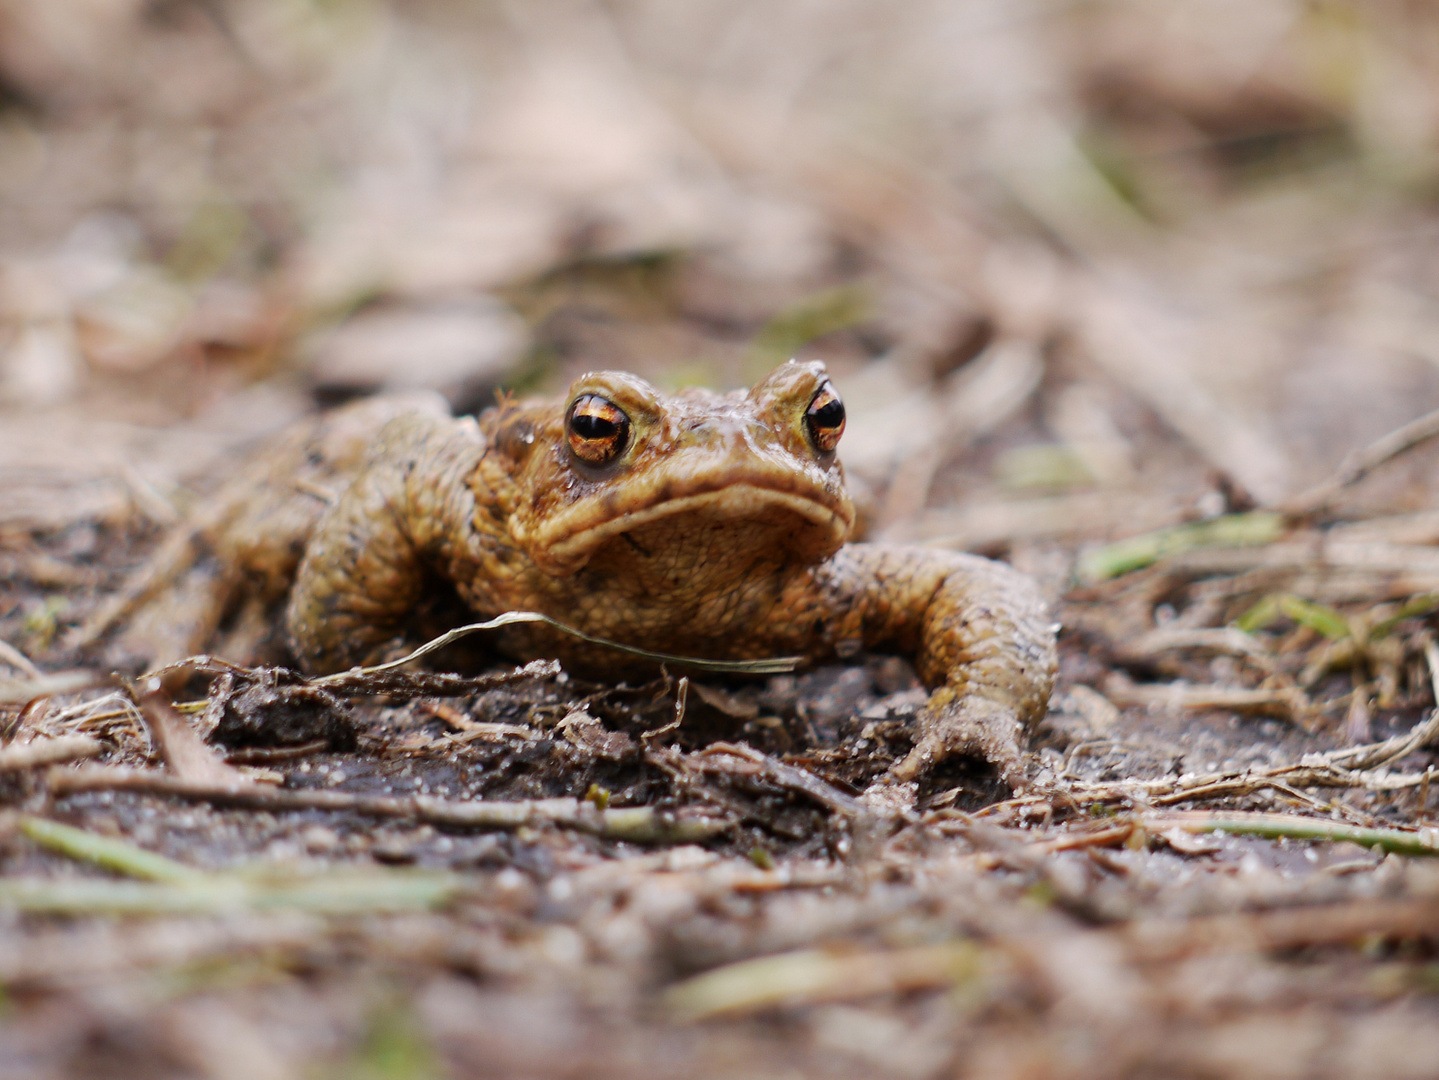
<box><xmin>4</xmin><ymin>2</ymin><xmax>1439</xmax><ymax>1078</ymax></box>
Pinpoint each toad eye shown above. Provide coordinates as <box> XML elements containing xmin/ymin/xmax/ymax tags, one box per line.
<box><xmin>804</xmin><ymin>382</ymin><xmax>845</xmax><ymax>453</ymax></box>
<box><xmin>566</xmin><ymin>394</ymin><xmax>630</xmax><ymax>465</ymax></box>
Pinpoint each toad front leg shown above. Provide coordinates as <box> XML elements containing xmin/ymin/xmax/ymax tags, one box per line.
<box><xmin>285</xmin><ymin>411</ymin><xmax>490</xmax><ymax>674</ymax></box>
<box><xmin>805</xmin><ymin>545</ymin><xmax>1057</xmax><ymax>791</ymax></box>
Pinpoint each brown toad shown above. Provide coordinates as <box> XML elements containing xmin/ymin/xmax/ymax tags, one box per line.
<box><xmin>76</xmin><ymin>361</ymin><xmax>1056</xmax><ymax>787</ymax></box>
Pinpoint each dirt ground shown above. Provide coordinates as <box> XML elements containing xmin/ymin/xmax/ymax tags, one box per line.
<box><xmin>4</xmin><ymin>3</ymin><xmax>1439</xmax><ymax>1078</ymax></box>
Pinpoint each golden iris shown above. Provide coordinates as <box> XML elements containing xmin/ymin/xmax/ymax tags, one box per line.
<box><xmin>804</xmin><ymin>383</ymin><xmax>845</xmax><ymax>453</ymax></box>
<box><xmin>566</xmin><ymin>394</ymin><xmax>630</xmax><ymax>465</ymax></box>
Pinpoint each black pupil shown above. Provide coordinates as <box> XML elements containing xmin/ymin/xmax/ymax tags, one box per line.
<box><xmin>572</xmin><ymin>412</ymin><xmax>617</xmax><ymax>439</ymax></box>
<box><xmin>810</xmin><ymin>396</ymin><xmax>844</xmax><ymax>428</ymax></box>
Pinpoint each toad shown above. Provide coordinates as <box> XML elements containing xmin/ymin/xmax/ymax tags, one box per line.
<box><xmin>74</xmin><ymin>361</ymin><xmax>1056</xmax><ymax>787</ymax></box>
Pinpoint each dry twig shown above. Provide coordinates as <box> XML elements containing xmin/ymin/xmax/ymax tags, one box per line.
<box><xmin>0</xmin><ymin>735</ymin><xmax>104</xmax><ymax>771</ymax></box>
<box><xmin>665</xmin><ymin>940</ymin><xmax>983</xmax><ymax>1020</ymax></box>
<box><xmin>0</xmin><ymin>639</ymin><xmax>41</xmax><ymax>679</ymax></box>
<box><xmin>46</xmin><ymin>766</ymin><xmax>732</xmax><ymax>843</ymax></box>
<box><xmin>1120</xmin><ymin>894</ymin><xmax>1439</xmax><ymax>962</ymax></box>
<box><xmin>1281</xmin><ymin>403</ymin><xmax>1439</xmax><ymax>518</ymax></box>
<box><xmin>1144</xmin><ymin>811</ymin><xmax>1439</xmax><ymax>857</ymax></box>
<box><xmin>0</xmin><ymin>670</ymin><xmax>110</xmax><ymax>705</ymax></box>
<box><xmin>691</xmin><ymin>742</ymin><xmax>868</xmax><ymax>819</ymax></box>
<box><xmin>136</xmin><ymin>683</ymin><xmax>251</xmax><ymax>786</ymax></box>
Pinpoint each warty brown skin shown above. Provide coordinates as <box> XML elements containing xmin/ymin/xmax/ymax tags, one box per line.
<box><xmin>77</xmin><ymin>361</ymin><xmax>1057</xmax><ymax>787</ymax></box>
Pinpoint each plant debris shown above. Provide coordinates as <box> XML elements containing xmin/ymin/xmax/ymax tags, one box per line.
<box><xmin>6</xmin><ymin>3</ymin><xmax>1439</xmax><ymax>1077</ymax></box>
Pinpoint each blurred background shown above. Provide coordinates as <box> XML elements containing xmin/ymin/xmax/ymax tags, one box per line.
<box><xmin>5</xmin><ymin>0</ymin><xmax>1439</xmax><ymax>564</ymax></box>
<box><xmin>10</xmin><ymin>7</ymin><xmax>1439</xmax><ymax>1076</ymax></box>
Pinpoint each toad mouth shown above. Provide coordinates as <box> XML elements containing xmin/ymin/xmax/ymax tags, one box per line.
<box><xmin>536</xmin><ymin>482</ymin><xmax>852</xmax><ymax>574</ymax></box>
